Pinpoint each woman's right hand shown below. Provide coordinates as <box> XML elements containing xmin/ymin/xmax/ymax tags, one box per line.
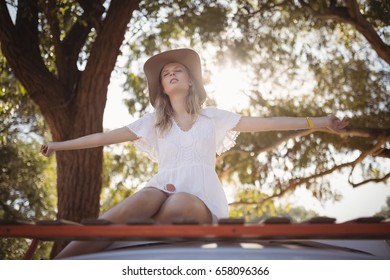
<box><xmin>40</xmin><ymin>142</ymin><xmax>55</xmax><ymax>157</ymax></box>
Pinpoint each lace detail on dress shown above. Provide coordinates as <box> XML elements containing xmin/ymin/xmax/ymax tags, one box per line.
<box><xmin>131</xmin><ymin>136</ymin><xmax>158</xmax><ymax>162</ymax></box>
<box><xmin>203</xmin><ymin>107</ymin><xmax>241</xmax><ymax>155</ymax></box>
<box><xmin>126</xmin><ymin>112</ymin><xmax>158</xmax><ymax>161</ymax></box>
<box><xmin>216</xmin><ymin>129</ymin><xmax>240</xmax><ymax>155</ymax></box>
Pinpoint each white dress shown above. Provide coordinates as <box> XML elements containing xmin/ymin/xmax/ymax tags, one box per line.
<box><xmin>126</xmin><ymin>107</ymin><xmax>241</xmax><ymax>219</ymax></box>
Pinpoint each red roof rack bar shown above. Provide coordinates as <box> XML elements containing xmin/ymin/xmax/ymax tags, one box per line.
<box><xmin>1</xmin><ymin>223</ymin><xmax>390</xmax><ymax>241</ymax></box>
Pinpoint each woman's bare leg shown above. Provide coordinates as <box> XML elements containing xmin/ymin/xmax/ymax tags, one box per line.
<box><xmin>154</xmin><ymin>192</ymin><xmax>212</xmax><ymax>224</ymax></box>
<box><xmin>54</xmin><ymin>187</ymin><xmax>167</xmax><ymax>259</ymax></box>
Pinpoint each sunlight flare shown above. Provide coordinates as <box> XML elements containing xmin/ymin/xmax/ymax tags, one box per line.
<box><xmin>206</xmin><ymin>65</ymin><xmax>250</xmax><ymax>110</ymax></box>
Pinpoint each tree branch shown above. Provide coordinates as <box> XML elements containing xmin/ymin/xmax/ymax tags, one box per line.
<box><xmin>76</xmin><ymin>0</ymin><xmax>105</xmax><ymax>33</ymax></box>
<box><xmin>77</xmin><ymin>0</ymin><xmax>141</xmax><ymax>111</ymax></box>
<box><xmin>299</xmin><ymin>0</ymin><xmax>390</xmax><ymax>65</ymax></box>
<box><xmin>376</xmin><ymin>149</ymin><xmax>390</xmax><ymax>159</ymax></box>
<box><xmin>348</xmin><ymin>136</ymin><xmax>389</xmax><ymax>187</ymax></box>
<box><xmin>349</xmin><ymin>172</ymin><xmax>390</xmax><ymax>188</ymax></box>
<box><xmin>229</xmin><ymin>136</ymin><xmax>390</xmax><ymax>206</ymax></box>
<box><xmin>218</xmin><ymin>129</ymin><xmax>312</xmax><ymax>180</ymax></box>
<box><xmin>340</xmin><ymin>126</ymin><xmax>390</xmax><ymax>138</ymax></box>
<box><xmin>59</xmin><ymin>1</ymin><xmax>104</xmax><ymax>88</ymax></box>
<box><xmin>0</xmin><ymin>1</ymin><xmax>66</xmax><ymax>110</ymax></box>
<box><xmin>218</xmin><ymin>125</ymin><xmax>390</xmax><ymax>181</ymax></box>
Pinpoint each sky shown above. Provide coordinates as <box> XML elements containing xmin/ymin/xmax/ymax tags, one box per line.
<box><xmin>103</xmin><ymin>70</ymin><xmax>390</xmax><ymax>223</ymax></box>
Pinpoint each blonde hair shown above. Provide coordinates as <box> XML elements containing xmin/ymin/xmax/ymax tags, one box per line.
<box><xmin>154</xmin><ymin>66</ymin><xmax>206</xmax><ymax>136</ymax></box>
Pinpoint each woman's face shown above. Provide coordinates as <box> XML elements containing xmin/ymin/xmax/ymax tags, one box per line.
<box><xmin>160</xmin><ymin>62</ymin><xmax>192</xmax><ymax>97</ymax></box>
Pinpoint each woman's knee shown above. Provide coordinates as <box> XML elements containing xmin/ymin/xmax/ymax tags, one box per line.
<box><xmin>100</xmin><ymin>187</ymin><xmax>167</xmax><ymax>222</ymax></box>
<box><xmin>155</xmin><ymin>192</ymin><xmax>212</xmax><ymax>224</ymax></box>
<box><xmin>133</xmin><ymin>187</ymin><xmax>168</xmax><ymax>206</ymax></box>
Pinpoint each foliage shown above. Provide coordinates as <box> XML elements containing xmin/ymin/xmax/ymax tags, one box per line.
<box><xmin>0</xmin><ymin>141</ymin><xmax>56</xmax><ymax>220</ymax></box>
<box><xmin>0</xmin><ymin>52</ymin><xmax>45</xmax><ymax>142</ymax></box>
<box><xmin>226</xmin><ymin>0</ymin><xmax>390</xmax><ymax>200</ymax></box>
<box><xmin>1</xmin><ymin>1</ymin><xmax>146</xmax><ymax>259</ymax></box>
<box><xmin>229</xmin><ymin>185</ymin><xmax>319</xmax><ymax>223</ymax></box>
<box><xmin>375</xmin><ymin>196</ymin><xmax>390</xmax><ymax>218</ymax></box>
<box><xmin>122</xmin><ymin>0</ymin><xmax>231</xmax><ymax>116</ymax></box>
<box><xmin>0</xmin><ymin>121</ymin><xmax>56</xmax><ymax>261</ymax></box>
<box><xmin>100</xmin><ymin>143</ymin><xmax>157</xmax><ymax>213</ymax></box>
<box><xmin>0</xmin><ymin>51</ymin><xmax>56</xmax><ymax>259</ymax></box>
<box><xmin>117</xmin><ymin>0</ymin><xmax>389</xmax><ymax>209</ymax></box>
<box><xmin>1</xmin><ymin>0</ymin><xmax>389</xmax><ymax>258</ymax></box>
<box><xmin>116</xmin><ymin>0</ymin><xmax>390</xmax><ymax>212</ymax></box>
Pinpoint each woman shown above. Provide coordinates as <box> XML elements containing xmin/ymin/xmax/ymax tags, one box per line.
<box><xmin>41</xmin><ymin>48</ymin><xmax>349</xmax><ymax>258</ymax></box>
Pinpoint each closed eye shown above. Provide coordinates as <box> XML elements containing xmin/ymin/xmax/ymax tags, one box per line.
<box><xmin>161</xmin><ymin>65</ymin><xmax>185</xmax><ymax>78</ymax></box>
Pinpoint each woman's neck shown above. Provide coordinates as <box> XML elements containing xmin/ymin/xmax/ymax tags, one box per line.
<box><xmin>170</xmin><ymin>98</ymin><xmax>189</xmax><ymax>116</ymax></box>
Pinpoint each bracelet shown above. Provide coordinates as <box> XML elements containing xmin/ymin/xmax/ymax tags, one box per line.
<box><xmin>306</xmin><ymin>117</ymin><xmax>313</xmax><ymax>129</ymax></box>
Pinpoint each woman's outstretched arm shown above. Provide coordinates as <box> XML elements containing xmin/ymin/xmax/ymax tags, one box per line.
<box><xmin>40</xmin><ymin>127</ymin><xmax>138</xmax><ymax>157</ymax></box>
<box><xmin>233</xmin><ymin>115</ymin><xmax>349</xmax><ymax>133</ymax></box>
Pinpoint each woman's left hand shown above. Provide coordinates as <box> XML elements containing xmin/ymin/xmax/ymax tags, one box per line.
<box><xmin>325</xmin><ymin>115</ymin><xmax>349</xmax><ymax>133</ymax></box>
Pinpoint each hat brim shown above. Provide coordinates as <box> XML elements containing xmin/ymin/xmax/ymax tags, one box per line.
<box><xmin>143</xmin><ymin>48</ymin><xmax>206</xmax><ymax>107</ymax></box>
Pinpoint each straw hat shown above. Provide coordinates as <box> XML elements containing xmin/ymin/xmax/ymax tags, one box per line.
<box><xmin>143</xmin><ymin>48</ymin><xmax>207</xmax><ymax>107</ymax></box>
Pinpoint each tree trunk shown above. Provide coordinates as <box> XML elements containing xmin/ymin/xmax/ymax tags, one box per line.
<box><xmin>56</xmin><ymin>149</ymin><xmax>103</xmax><ymax>220</ymax></box>
<box><xmin>50</xmin><ymin>147</ymin><xmax>103</xmax><ymax>259</ymax></box>
<box><xmin>0</xmin><ymin>0</ymin><xmax>141</xmax><ymax>258</ymax></box>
